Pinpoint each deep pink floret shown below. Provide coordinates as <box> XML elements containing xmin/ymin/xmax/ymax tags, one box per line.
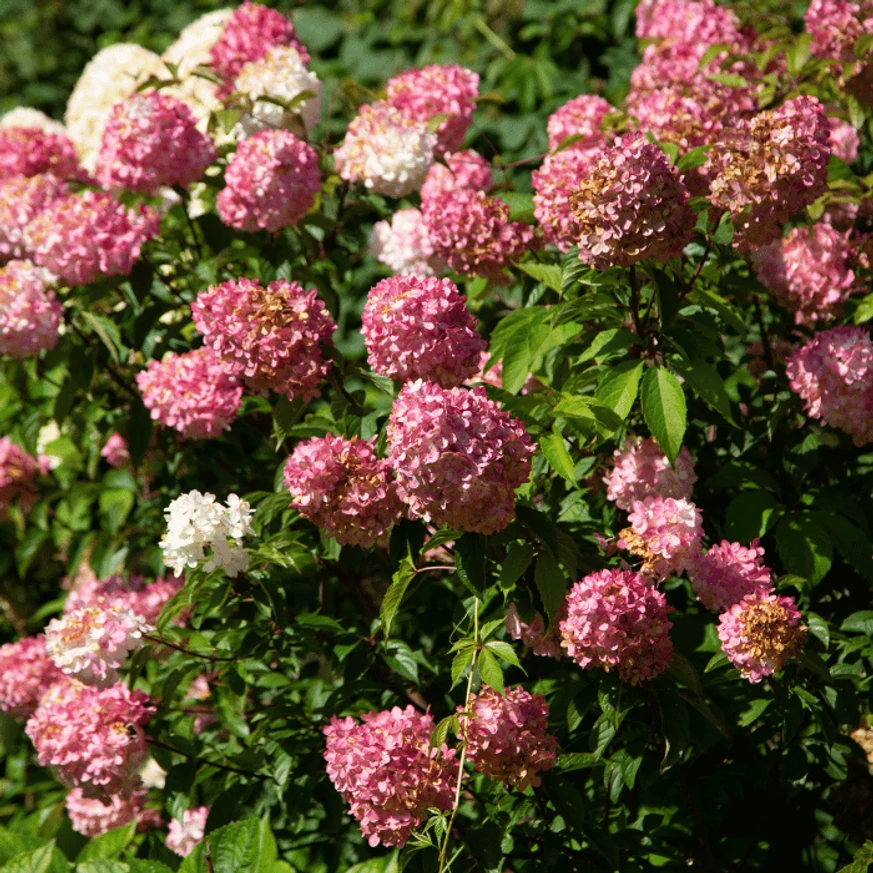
<box><xmin>546</xmin><ymin>95</ymin><xmax>613</xmax><ymax>152</ymax></box>
<box><xmin>0</xmin><ymin>636</ymin><xmax>64</xmax><ymax>718</ymax></box>
<box><xmin>419</xmin><ymin>149</ymin><xmax>494</xmax><ymax>202</ymax></box>
<box><xmin>0</xmin><ymin>126</ymin><xmax>82</xmax><ymax>180</ymax></box>
<box><xmin>687</xmin><ymin>539</ymin><xmax>773</xmax><ymax>612</ymax></box>
<box><xmin>0</xmin><ymin>260</ymin><xmax>63</xmax><ymax>359</ymax></box>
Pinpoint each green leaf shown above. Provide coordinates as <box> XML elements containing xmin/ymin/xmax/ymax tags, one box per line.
<box><xmin>686</xmin><ymin>287</ymin><xmax>745</xmax><ymax>333</ymax></box>
<box><xmin>79</xmin><ymin>312</ymin><xmax>123</xmax><ymax>366</ymax></box>
<box><xmin>485</xmin><ymin>641</ymin><xmax>524</xmax><ymax>671</ymax></box>
<box><xmin>595</xmin><ymin>360</ymin><xmax>643</xmax><ymax>419</ymax></box>
<box><xmin>75</xmin><ymin>863</ymin><xmax>129</xmax><ymax>873</ymax></box>
<box><xmin>98</xmin><ymin>489</ymin><xmax>135</xmax><ymax>535</ymax></box>
<box><xmin>209</xmin><ymin>817</ymin><xmax>276</xmax><ymax>873</ymax></box>
<box><xmin>3</xmin><ymin>844</ymin><xmax>69</xmax><ymax>873</ymax></box>
<box><xmin>842</xmin><ymin>611</ymin><xmax>873</xmax><ymax>635</ymax></box>
<box><xmin>724</xmin><ymin>491</ymin><xmax>784</xmax><ymax>542</ymax></box>
<box><xmin>640</xmin><ymin>365</ymin><xmax>687</xmax><ymax>465</ymax></box>
<box><xmin>451</xmin><ymin>647</ymin><xmax>474</xmax><ymax>688</ymax></box>
<box><xmin>495</xmin><ymin>309</ymin><xmax>550</xmax><ymax>394</ymax></box>
<box><xmin>477</xmin><ymin>648</ymin><xmax>504</xmax><ymax>694</ymax></box>
<box><xmin>540</xmin><ymin>431</ymin><xmax>577</xmax><ymax>484</ymax></box>
<box><xmin>775</xmin><ymin>515</ymin><xmax>833</xmax><ymax>586</ymax></box>
<box><xmin>657</xmin><ymin>689</ymin><xmax>690</xmax><ymax>770</ymax></box>
<box><xmin>343</xmin><ymin>851</ymin><xmax>400</xmax><ymax>873</ymax></box>
<box><xmin>534</xmin><ymin>549</ymin><xmax>566</xmax><ymax>622</ymax></box>
<box><xmin>76</xmin><ymin>823</ymin><xmax>136</xmax><ymax>861</ymax></box>
<box><xmin>670</xmin><ymin>357</ymin><xmax>736</xmax><ymax>425</ymax></box>
<box><xmin>836</xmin><ymin>840</ymin><xmax>873</xmax><ymax>873</ymax></box>
<box><xmin>495</xmin><ymin>191</ymin><xmax>535</xmax><ymax>222</ymax></box>
<box><xmin>127</xmin><ymin>863</ymin><xmax>175</xmax><ymax>873</ymax></box>
<box><xmin>380</xmin><ymin>548</ymin><xmax>416</xmax><ymax>639</ymax></box>
<box><xmin>499</xmin><ymin>542</ymin><xmax>535</xmax><ymax>590</ymax></box>
<box><xmin>516</xmin><ymin>262</ymin><xmax>562</xmax><ymax>292</ymax></box>
<box><xmin>429</xmin><ymin>715</ymin><xmax>457</xmax><ymax>750</ymax></box>
<box><xmin>738</xmin><ymin>699</ymin><xmax>772</xmax><ymax>728</ymax></box>
<box><xmin>676</xmin><ymin>145</ymin><xmax>711</xmax><ymax>172</ymax></box>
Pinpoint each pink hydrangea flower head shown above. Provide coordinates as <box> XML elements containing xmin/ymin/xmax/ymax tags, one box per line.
<box><xmin>0</xmin><ymin>174</ymin><xmax>68</xmax><ymax>260</ymax></box>
<box><xmin>829</xmin><ymin>117</ymin><xmax>860</xmax><ymax>164</ymax></box>
<box><xmin>547</xmin><ymin>95</ymin><xmax>613</xmax><ymax>152</ymax></box>
<box><xmin>44</xmin><ymin>600</ymin><xmax>151</xmax><ymax>688</ymax></box>
<box><xmin>0</xmin><ymin>436</ymin><xmax>43</xmax><ymax>517</ymax></box>
<box><xmin>25</xmin><ymin>680</ymin><xmax>154</xmax><ymax>797</ymax></box>
<box><xmin>705</xmin><ymin>96</ymin><xmax>831</xmax><ymax>252</ymax></box>
<box><xmin>166</xmin><ymin>805</ymin><xmax>209</xmax><ymax>857</ymax></box>
<box><xmin>422</xmin><ymin>187</ymin><xmax>539</xmax><ymax>284</ymax></box>
<box><xmin>100</xmin><ymin>433</ymin><xmax>130</xmax><ymax>468</ymax></box>
<box><xmin>66</xmin><ymin>786</ymin><xmax>160</xmax><ymax>837</ymax></box>
<box><xmin>461</xmin><ymin>686</ymin><xmax>558</xmax><ymax>789</ymax></box>
<box><xmin>751</xmin><ymin>224</ymin><xmax>862</xmax><ymax>326</ymax></box>
<box><xmin>25</xmin><ymin>191</ymin><xmax>159</xmax><ymax>286</ymax></box>
<box><xmin>95</xmin><ymin>91</ymin><xmax>216</xmax><ymax>194</ymax></box>
<box><xmin>419</xmin><ymin>150</ymin><xmax>494</xmax><ymax>202</ymax></box>
<box><xmin>64</xmin><ymin>573</ymin><xmax>183</xmax><ymax>627</ymax></box>
<box><xmin>191</xmin><ymin>277</ymin><xmax>336</xmax><ymax>401</ymax></box>
<box><xmin>323</xmin><ymin>705</ymin><xmax>458</xmax><ymax>848</ymax></box>
<box><xmin>368</xmin><ymin>208</ymin><xmax>445</xmax><ymax>276</ymax></box>
<box><xmin>805</xmin><ymin>0</ymin><xmax>873</xmax><ymax>63</ymax></box>
<box><xmin>385</xmin><ymin>64</ymin><xmax>479</xmax><ymax>156</ymax></box>
<box><xmin>786</xmin><ymin>326</ymin><xmax>873</xmax><ymax>446</ymax></box>
<box><xmin>283</xmin><ymin>434</ymin><xmax>402</xmax><ymax>548</ymax></box>
<box><xmin>718</xmin><ymin>590</ymin><xmax>807</xmax><ymax>683</ymax></box>
<box><xmin>687</xmin><ymin>539</ymin><xmax>773</xmax><ymax>611</ymax></box>
<box><xmin>560</xmin><ymin>568</ymin><xmax>674</xmax><ymax>684</ymax></box>
<box><xmin>0</xmin><ymin>636</ymin><xmax>64</xmax><ymax>718</ymax></box>
<box><xmin>620</xmin><ymin>496</ymin><xmax>704</xmax><ymax>581</ymax></box>
<box><xmin>635</xmin><ymin>0</ymin><xmax>741</xmax><ymax>42</ymax></box>
<box><xmin>568</xmin><ymin>133</ymin><xmax>694</xmax><ymax>268</ymax></box>
<box><xmin>386</xmin><ymin>380</ymin><xmax>534</xmax><ymax>534</ymax></box>
<box><xmin>0</xmin><ymin>260</ymin><xmax>63</xmax><ymax>359</ymax></box>
<box><xmin>505</xmin><ymin>604</ymin><xmax>563</xmax><ymax>659</ymax></box>
<box><xmin>603</xmin><ymin>436</ymin><xmax>697</xmax><ymax>512</ymax></box>
<box><xmin>361</xmin><ymin>275</ymin><xmax>486</xmax><ymax>386</ymax></box>
<box><xmin>209</xmin><ymin>1</ymin><xmax>308</xmax><ymax>83</ymax></box>
<box><xmin>334</xmin><ymin>102</ymin><xmax>436</xmax><ymax>198</ymax></box>
<box><xmin>532</xmin><ymin>148</ymin><xmax>598</xmax><ymax>252</ymax></box>
<box><xmin>0</xmin><ymin>126</ymin><xmax>82</xmax><ymax>180</ymax></box>
<box><xmin>136</xmin><ymin>347</ymin><xmax>243</xmax><ymax>440</ymax></box>
<box><xmin>217</xmin><ymin>129</ymin><xmax>321</xmax><ymax>233</ymax></box>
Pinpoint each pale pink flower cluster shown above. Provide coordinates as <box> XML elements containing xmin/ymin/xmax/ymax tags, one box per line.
<box><xmin>0</xmin><ymin>436</ymin><xmax>45</xmax><ymax>516</ymax></box>
<box><xmin>568</xmin><ymin>134</ymin><xmax>694</xmax><ymax>269</ymax></box>
<box><xmin>0</xmin><ymin>259</ymin><xmax>63</xmax><ymax>359</ymax></box>
<box><xmin>560</xmin><ymin>569</ymin><xmax>674</xmax><ymax>684</ymax></box>
<box><xmin>192</xmin><ymin>277</ymin><xmax>336</xmax><ymax>401</ymax></box>
<box><xmin>0</xmin><ymin>636</ymin><xmax>63</xmax><ymax>718</ymax></box>
<box><xmin>705</xmin><ymin>96</ymin><xmax>831</xmax><ymax>252</ymax></box>
<box><xmin>752</xmin><ymin>224</ymin><xmax>862</xmax><ymax>326</ymax></box>
<box><xmin>334</xmin><ymin>102</ymin><xmax>436</xmax><ymax>198</ymax></box>
<box><xmin>166</xmin><ymin>805</ymin><xmax>209</xmax><ymax>856</ymax></box>
<box><xmin>95</xmin><ymin>92</ymin><xmax>216</xmax><ymax>194</ymax></box>
<box><xmin>209</xmin><ymin>1</ymin><xmax>309</xmax><ymax>83</ymax></box>
<box><xmin>805</xmin><ymin>0</ymin><xmax>873</xmax><ymax>63</ymax></box>
<box><xmin>283</xmin><ymin>435</ymin><xmax>402</xmax><ymax>548</ymax></box>
<box><xmin>25</xmin><ymin>680</ymin><xmax>154</xmax><ymax>797</ymax></box>
<box><xmin>323</xmin><ymin>705</ymin><xmax>458</xmax><ymax>848</ymax></box>
<box><xmin>635</xmin><ymin>0</ymin><xmax>738</xmax><ymax>41</ymax></box>
<box><xmin>718</xmin><ymin>591</ymin><xmax>807</xmax><ymax>683</ymax></box>
<box><xmin>419</xmin><ymin>149</ymin><xmax>493</xmax><ymax>202</ymax></box>
<box><xmin>362</xmin><ymin>275</ymin><xmax>486</xmax><ymax>386</ymax></box>
<box><xmin>505</xmin><ymin>604</ymin><xmax>563</xmax><ymax>659</ymax></box>
<box><xmin>66</xmin><ymin>786</ymin><xmax>160</xmax><ymax>838</ymax></box>
<box><xmin>217</xmin><ymin>130</ymin><xmax>320</xmax><ymax>233</ymax></box>
<box><xmin>786</xmin><ymin>326</ymin><xmax>873</xmax><ymax>446</ymax></box>
<box><xmin>26</xmin><ymin>191</ymin><xmax>159</xmax><ymax>286</ymax></box>
<box><xmin>136</xmin><ymin>347</ymin><xmax>243</xmax><ymax>440</ymax></box>
<box><xmin>687</xmin><ymin>539</ymin><xmax>773</xmax><ymax>612</ymax></box>
<box><xmin>101</xmin><ymin>433</ymin><xmax>130</xmax><ymax>468</ymax></box>
<box><xmin>603</xmin><ymin>437</ymin><xmax>697</xmax><ymax>511</ymax></box>
<box><xmin>621</xmin><ymin>496</ymin><xmax>703</xmax><ymax>581</ymax></box>
<box><xmin>829</xmin><ymin>117</ymin><xmax>860</xmax><ymax>164</ymax></box>
<box><xmin>546</xmin><ymin>95</ymin><xmax>612</xmax><ymax>151</ymax></box>
<box><xmin>386</xmin><ymin>380</ymin><xmax>534</xmax><ymax>534</ymax></box>
<box><xmin>532</xmin><ymin>149</ymin><xmax>596</xmax><ymax>252</ymax></box>
<box><xmin>0</xmin><ymin>126</ymin><xmax>82</xmax><ymax>180</ymax></box>
<box><xmin>368</xmin><ymin>208</ymin><xmax>445</xmax><ymax>276</ymax></box>
<box><xmin>0</xmin><ymin>174</ymin><xmax>68</xmax><ymax>259</ymax></box>
<box><xmin>64</xmin><ymin>573</ymin><xmax>183</xmax><ymax>626</ymax></box>
<box><xmin>44</xmin><ymin>601</ymin><xmax>151</xmax><ymax>688</ymax></box>
<box><xmin>385</xmin><ymin>64</ymin><xmax>479</xmax><ymax>156</ymax></box>
<box><xmin>461</xmin><ymin>686</ymin><xmax>558</xmax><ymax>790</ymax></box>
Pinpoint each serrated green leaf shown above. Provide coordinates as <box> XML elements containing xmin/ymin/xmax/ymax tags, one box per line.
<box><xmin>534</xmin><ymin>549</ymin><xmax>566</xmax><ymax>622</ymax></box>
<box><xmin>640</xmin><ymin>366</ymin><xmax>686</xmax><ymax>465</ymax></box>
<box><xmin>738</xmin><ymin>699</ymin><xmax>772</xmax><ymax>728</ymax></box>
<box><xmin>380</xmin><ymin>549</ymin><xmax>416</xmax><ymax>639</ymax></box>
<box><xmin>595</xmin><ymin>360</ymin><xmax>643</xmax><ymax>419</ymax></box>
<box><xmin>485</xmin><ymin>640</ymin><xmax>524</xmax><ymax>671</ymax></box>
<box><xmin>477</xmin><ymin>648</ymin><xmax>504</xmax><ymax>694</ymax></box>
<box><xmin>670</xmin><ymin>357</ymin><xmax>736</xmax><ymax>425</ymax></box>
<box><xmin>517</xmin><ymin>262</ymin><xmax>562</xmax><ymax>292</ymax></box>
<box><xmin>451</xmin><ymin>647</ymin><xmax>474</xmax><ymax>688</ymax></box>
<box><xmin>499</xmin><ymin>543</ymin><xmax>535</xmax><ymax>589</ymax></box>
<box><xmin>540</xmin><ymin>431</ymin><xmax>577</xmax><ymax>484</ymax></box>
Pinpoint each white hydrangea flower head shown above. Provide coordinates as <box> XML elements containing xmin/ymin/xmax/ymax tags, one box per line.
<box><xmin>163</xmin><ymin>9</ymin><xmax>234</xmax><ymax>78</ymax></box>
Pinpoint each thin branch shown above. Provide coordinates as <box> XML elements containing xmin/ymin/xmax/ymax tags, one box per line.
<box><xmin>147</xmin><ymin>736</ymin><xmax>260</xmax><ymax>778</ymax></box>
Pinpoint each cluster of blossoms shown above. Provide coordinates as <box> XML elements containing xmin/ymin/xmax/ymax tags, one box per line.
<box><xmin>63</xmin><ymin>571</ymin><xmax>183</xmax><ymax>626</ymax></box>
<box><xmin>560</xmin><ymin>569</ymin><xmax>674</xmax><ymax>684</ymax></box>
<box><xmin>603</xmin><ymin>437</ymin><xmax>697</xmax><ymax>511</ymax></box>
<box><xmin>718</xmin><ymin>591</ymin><xmax>808</xmax><ymax>682</ymax></box>
<box><xmin>161</xmin><ymin>490</ymin><xmax>254</xmax><ymax>578</ymax></box>
<box><xmin>386</xmin><ymin>381</ymin><xmax>534</xmax><ymax>534</ymax></box>
<box><xmin>100</xmin><ymin>432</ymin><xmax>130</xmax><ymax>468</ymax></box>
<box><xmin>786</xmin><ymin>326</ymin><xmax>873</xmax><ymax>446</ymax></box>
<box><xmin>25</xmin><ymin>190</ymin><xmax>159</xmax><ymax>286</ymax></box>
<box><xmin>136</xmin><ymin>348</ymin><xmax>243</xmax><ymax>440</ymax></box>
<box><xmin>532</xmin><ymin>149</ymin><xmax>596</xmax><ymax>252</ymax></box>
<box><xmin>192</xmin><ymin>277</ymin><xmax>335</xmax><ymax>401</ymax></box>
<box><xmin>461</xmin><ymin>687</ymin><xmax>558</xmax><ymax>789</ymax></box>
<box><xmin>66</xmin><ymin>787</ymin><xmax>160</xmax><ymax>838</ymax></box>
<box><xmin>367</xmin><ymin>208</ymin><xmax>444</xmax><ymax>276</ymax></box>
<box><xmin>323</xmin><ymin>706</ymin><xmax>458</xmax><ymax>848</ymax></box>
<box><xmin>751</xmin><ymin>224</ymin><xmax>862</xmax><ymax>326</ymax></box>
<box><xmin>0</xmin><ymin>436</ymin><xmax>46</xmax><ymax>516</ymax></box>
<box><xmin>546</xmin><ymin>94</ymin><xmax>613</xmax><ymax>152</ymax></box>
<box><xmin>283</xmin><ymin>435</ymin><xmax>402</xmax><ymax>548</ymax></box>
<box><xmin>0</xmin><ymin>173</ymin><xmax>68</xmax><ymax>259</ymax></box>
<box><xmin>0</xmin><ymin>637</ymin><xmax>63</xmax><ymax>718</ymax></box>
<box><xmin>166</xmin><ymin>806</ymin><xmax>210</xmax><ymax>857</ymax></box>
<box><xmin>419</xmin><ymin>149</ymin><xmax>493</xmax><ymax>202</ymax></box>
<box><xmin>805</xmin><ymin>0</ymin><xmax>873</xmax><ymax>64</ymax></box>
<box><xmin>217</xmin><ymin>130</ymin><xmax>321</xmax><ymax>232</ymax></box>
<box><xmin>688</xmin><ymin>540</ymin><xmax>773</xmax><ymax>612</ymax></box>
<box><xmin>705</xmin><ymin>96</ymin><xmax>831</xmax><ymax>251</ymax></box>
<box><xmin>0</xmin><ymin>260</ymin><xmax>63</xmax><ymax>359</ymax></box>
<box><xmin>0</xmin><ymin>125</ymin><xmax>82</xmax><ymax>180</ymax></box>
<box><xmin>95</xmin><ymin>91</ymin><xmax>216</xmax><ymax>194</ymax></box>
<box><xmin>25</xmin><ymin>681</ymin><xmax>154</xmax><ymax>797</ymax></box>
<box><xmin>361</xmin><ymin>275</ymin><xmax>486</xmax><ymax>386</ymax></box>
<box><xmin>829</xmin><ymin>117</ymin><xmax>860</xmax><ymax>164</ymax></box>
<box><xmin>44</xmin><ymin>601</ymin><xmax>151</xmax><ymax>688</ymax></box>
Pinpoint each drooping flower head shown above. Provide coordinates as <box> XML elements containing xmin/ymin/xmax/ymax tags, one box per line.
<box><xmin>546</xmin><ymin>95</ymin><xmax>613</xmax><ymax>152</ymax></box>
<box><xmin>192</xmin><ymin>277</ymin><xmax>335</xmax><ymax>401</ymax></box>
<box><xmin>603</xmin><ymin>437</ymin><xmax>697</xmax><ymax>511</ymax></box>
<box><xmin>560</xmin><ymin>568</ymin><xmax>674</xmax><ymax>684</ymax></box>
<box><xmin>687</xmin><ymin>539</ymin><xmax>773</xmax><ymax>612</ymax></box>
<box><xmin>368</xmin><ymin>208</ymin><xmax>445</xmax><ymax>276</ymax></box>
<box><xmin>362</xmin><ymin>275</ymin><xmax>486</xmax><ymax>386</ymax></box>
<box><xmin>386</xmin><ymin>380</ymin><xmax>534</xmax><ymax>534</ymax></box>
<box><xmin>26</xmin><ymin>191</ymin><xmax>159</xmax><ymax>286</ymax></box>
<box><xmin>283</xmin><ymin>435</ymin><xmax>402</xmax><ymax>548</ymax></box>
<box><xmin>66</xmin><ymin>787</ymin><xmax>160</xmax><ymax>838</ymax></box>
<box><xmin>0</xmin><ymin>436</ymin><xmax>44</xmax><ymax>517</ymax></box>
<box><xmin>323</xmin><ymin>705</ymin><xmax>458</xmax><ymax>848</ymax></box>
<box><xmin>0</xmin><ymin>636</ymin><xmax>64</xmax><ymax>719</ymax></box>
<box><xmin>0</xmin><ymin>173</ymin><xmax>68</xmax><ymax>260</ymax></box>
<box><xmin>218</xmin><ymin>130</ymin><xmax>321</xmax><ymax>233</ymax></box>
<box><xmin>95</xmin><ymin>91</ymin><xmax>216</xmax><ymax>194</ymax></box>
<box><xmin>0</xmin><ymin>126</ymin><xmax>82</xmax><ymax>180</ymax></box>
<box><xmin>461</xmin><ymin>686</ymin><xmax>558</xmax><ymax>790</ymax></box>
<box><xmin>0</xmin><ymin>260</ymin><xmax>63</xmax><ymax>359</ymax></box>
<box><xmin>419</xmin><ymin>149</ymin><xmax>494</xmax><ymax>202</ymax></box>
<box><xmin>166</xmin><ymin>805</ymin><xmax>210</xmax><ymax>857</ymax></box>
<box><xmin>136</xmin><ymin>347</ymin><xmax>243</xmax><ymax>440</ymax></box>
<box><xmin>718</xmin><ymin>590</ymin><xmax>807</xmax><ymax>683</ymax></box>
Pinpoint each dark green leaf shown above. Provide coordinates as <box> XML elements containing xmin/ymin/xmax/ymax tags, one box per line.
<box><xmin>640</xmin><ymin>365</ymin><xmax>687</xmax><ymax>465</ymax></box>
